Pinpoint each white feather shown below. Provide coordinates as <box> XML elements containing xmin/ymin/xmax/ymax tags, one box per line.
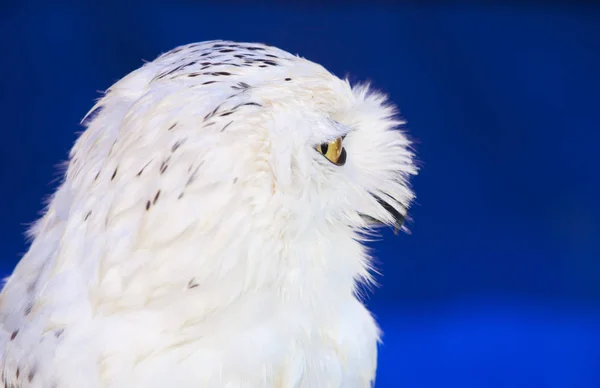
<box><xmin>0</xmin><ymin>40</ymin><xmax>417</xmax><ymax>388</ymax></box>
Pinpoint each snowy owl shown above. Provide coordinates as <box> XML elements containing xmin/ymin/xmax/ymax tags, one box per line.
<box><xmin>0</xmin><ymin>40</ymin><xmax>417</xmax><ymax>387</ymax></box>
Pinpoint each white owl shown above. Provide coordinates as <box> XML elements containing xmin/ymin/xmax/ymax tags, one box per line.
<box><xmin>0</xmin><ymin>41</ymin><xmax>417</xmax><ymax>387</ymax></box>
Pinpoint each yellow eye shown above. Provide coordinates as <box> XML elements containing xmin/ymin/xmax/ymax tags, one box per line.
<box><xmin>316</xmin><ymin>137</ymin><xmax>346</xmax><ymax>166</ymax></box>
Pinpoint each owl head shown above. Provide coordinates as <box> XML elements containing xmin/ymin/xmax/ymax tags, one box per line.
<box><xmin>65</xmin><ymin>41</ymin><xmax>418</xmax><ymax>301</ymax></box>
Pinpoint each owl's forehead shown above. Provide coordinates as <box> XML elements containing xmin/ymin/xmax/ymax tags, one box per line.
<box><xmin>146</xmin><ymin>41</ymin><xmax>355</xmax><ymax>125</ymax></box>
<box><xmin>151</xmin><ymin>40</ymin><xmax>318</xmax><ymax>82</ymax></box>
<box><xmin>157</xmin><ymin>40</ymin><xmax>297</xmax><ymax>65</ymax></box>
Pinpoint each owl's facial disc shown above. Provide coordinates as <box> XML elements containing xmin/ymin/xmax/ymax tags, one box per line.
<box><xmin>313</xmin><ymin>132</ymin><xmax>406</xmax><ymax>233</ymax></box>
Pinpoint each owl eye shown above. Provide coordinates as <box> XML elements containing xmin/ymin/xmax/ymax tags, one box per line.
<box><xmin>316</xmin><ymin>136</ymin><xmax>346</xmax><ymax>166</ymax></box>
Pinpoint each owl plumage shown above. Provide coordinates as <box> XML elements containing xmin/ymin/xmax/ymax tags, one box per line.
<box><xmin>0</xmin><ymin>41</ymin><xmax>417</xmax><ymax>387</ymax></box>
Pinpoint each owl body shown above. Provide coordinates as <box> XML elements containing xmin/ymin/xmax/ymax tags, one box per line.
<box><xmin>0</xmin><ymin>41</ymin><xmax>416</xmax><ymax>387</ymax></box>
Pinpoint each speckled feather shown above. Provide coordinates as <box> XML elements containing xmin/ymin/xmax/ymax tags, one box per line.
<box><xmin>0</xmin><ymin>40</ymin><xmax>417</xmax><ymax>388</ymax></box>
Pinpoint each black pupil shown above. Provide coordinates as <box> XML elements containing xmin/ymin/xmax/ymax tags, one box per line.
<box><xmin>321</xmin><ymin>143</ymin><xmax>329</xmax><ymax>154</ymax></box>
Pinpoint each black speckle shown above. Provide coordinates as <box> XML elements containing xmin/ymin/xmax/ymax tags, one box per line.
<box><xmin>145</xmin><ymin>200</ymin><xmax>151</xmax><ymax>211</ymax></box>
<box><xmin>220</xmin><ymin>111</ymin><xmax>233</xmax><ymax>117</ymax></box>
<box><xmin>25</xmin><ymin>302</ymin><xmax>32</xmax><ymax>316</ymax></box>
<box><xmin>240</xmin><ymin>102</ymin><xmax>263</xmax><ymax>108</ymax></box>
<box><xmin>261</xmin><ymin>60</ymin><xmax>278</xmax><ymax>66</ymax></box>
<box><xmin>27</xmin><ymin>366</ymin><xmax>35</xmax><ymax>382</ymax></box>
<box><xmin>178</xmin><ymin>193</ymin><xmax>184</xmax><ymax>200</ymax></box>
<box><xmin>186</xmin><ymin>165</ymin><xmax>201</xmax><ymax>187</ymax></box>
<box><xmin>84</xmin><ymin>211</ymin><xmax>92</xmax><ymax>221</ymax></box>
<box><xmin>111</xmin><ymin>167</ymin><xmax>118</xmax><ymax>180</ymax></box>
<box><xmin>136</xmin><ymin>161</ymin><xmax>152</xmax><ymax>177</ymax></box>
<box><xmin>153</xmin><ymin>190</ymin><xmax>161</xmax><ymax>205</ymax></box>
<box><xmin>188</xmin><ymin>73</ymin><xmax>200</xmax><ymax>77</ymax></box>
<box><xmin>285</xmin><ymin>78</ymin><xmax>292</xmax><ymax>81</ymax></box>
<box><xmin>16</xmin><ymin>367</ymin><xmax>19</xmax><ymax>379</ymax></box>
<box><xmin>214</xmin><ymin>72</ymin><xmax>231</xmax><ymax>76</ymax></box>
<box><xmin>171</xmin><ymin>139</ymin><xmax>185</xmax><ymax>153</ymax></box>
<box><xmin>188</xmin><ymin>278</ymin><xmax>199</xmax><ymax>289</ymax></box>
<box><xmin>212</xmin><ymin>43</ymin><xmax>226</xmax><ymax>48</ymax></box>
<box><xmin>200</xmin><ymin>52</ymin><xmax>211</xmax><ymax>57</ymax></box>
<box><xmin>108</xmin><ymin>140</ymin><xmax>117</xmax><ymax>156</ymax></box>
<box><xmin>265</xmin><ymin>54</ymin><xmax>278</xmax><ymax>58</ymax></box>
<box><xmin>204</xmin><ymin>104</ymin><xmax>221</xmax><ymax>120</ymax></box>
<box><xmin>168</xmin><ymin>123</ymin><xmax>177</xmax><ymax>131</ymax></box>
<box><xmin>202</xmin><ymin>81</ymin><xmax>217</xmax><ymax>85</ymax></box>
<box><xmin>200</xmin><ymin>62</ymin><xmax>211</xmax><ymax>66</ymax></box>
<box><xmin>10</xmin><ymin>330</ymin><xmax>18</xmax><ymax>340</ymax></box>
<box><xmin>203</xmin><ymin>122</ymin><xmax>215</xmax><ymax>128</ymax></box>
<box><xmin>234</xmin><ymin>54</ymin><xmax>244</xmax><ymax>59</ymax></box>
<box><xmin>94</xmin><ymin>171</ymin><xmax>100</xmax><ymax>180</ymax></box>
<box><xmin>219</xmin><ymin>49</ymin><xmax>234</xmax><ymax>53</ymax></box>
<box><xmin>259</xmin><ymin>65</ymin><xmax>267</xmax><ymax>68</ymax></box>
<box><xmin>221</xmin><ymin>121</ymin><xmax>234</xmax><ymax>132</ymax></box>
<box><xmin>231</xmin><ymin>82</ymin><xmax>251</xmax><ymax>90</ymax></box>
<box><xmin>160</xmin><ymin>160</ymin><xmax>169</xmax><ymax>174</ymax></box>
<box><xmin>54</xmin><ymin>329</ymin><xmax>64</xmax><ymax>338</ymax></box>
<box><xmin>233</xmin><ymin>177</ymin><xmax>238</xmax><ymax>184</ymax></box>
<box><xmin>163</xmin><ymin>64</ymin><xmax>186</xmax><ymax>77</ymax></box>
<box><xmin>247</xmin><ymin>46</ymin><xmax>265</xmax><ymax>51</ymax></box>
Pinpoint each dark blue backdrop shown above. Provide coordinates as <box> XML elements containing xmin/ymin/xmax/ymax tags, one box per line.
<box><xmin>1</xmin><ymin>2</ymin><xmax>599</xmax><ymax>387</ymax></box>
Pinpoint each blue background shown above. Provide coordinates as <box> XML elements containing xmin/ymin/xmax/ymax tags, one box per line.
<box><xmin>1</xmin><ymin>2</ymin><xmax>599</xmax><ymax>387</ymax></box>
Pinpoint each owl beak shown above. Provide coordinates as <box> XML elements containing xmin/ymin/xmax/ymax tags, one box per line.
<box><xmin>375</xmin><ymin>196</ymin><xmax>406</xmax><ymax>234</ymax></box>
<box><xmin>360</xmin><ymin>195</ymin><xmax>406</xmax><ymax>234</ymax></box>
